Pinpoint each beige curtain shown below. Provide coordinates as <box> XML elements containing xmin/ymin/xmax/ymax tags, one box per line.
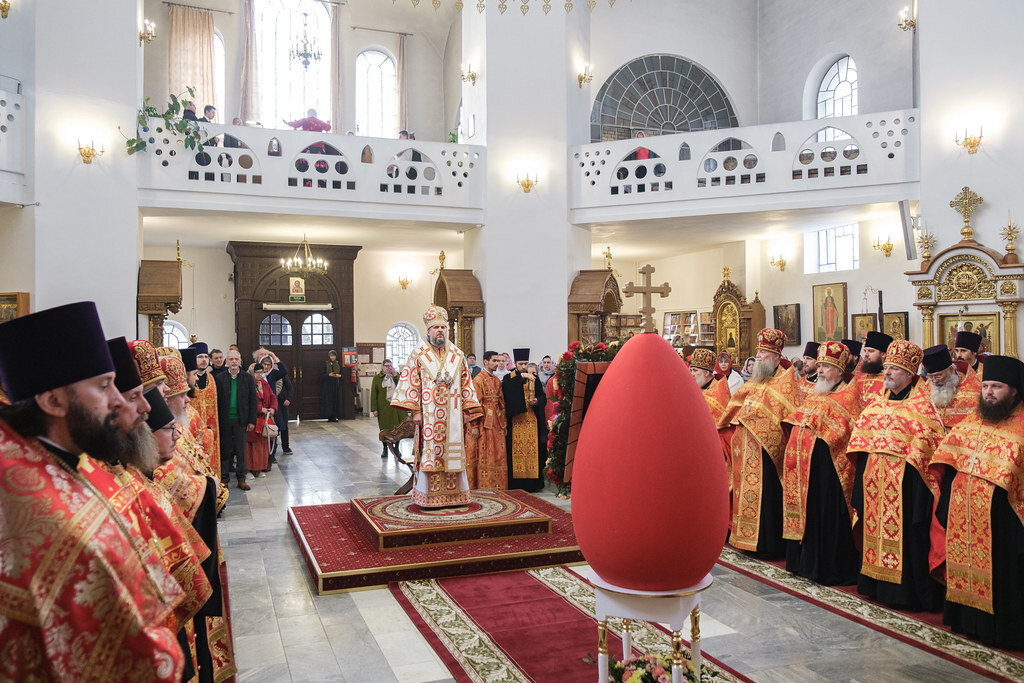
<box><xmin>168</xmin><ymin>6</ymin><xmax>216</xmax><ymax>116</ymax></box>
<box><xmin>397</xmin><ymin>34</ymin><xmax>408</xmax><ymax>133</ymax></box>
<box><xmin>330</xmin><ymin>4</ymin><xmax>343</xmax><ymax>132</ymax></box>
<box><xmin>239</xmin><ymin>0</ymin><xmax>260</xmax><ymax>123</ymax></box>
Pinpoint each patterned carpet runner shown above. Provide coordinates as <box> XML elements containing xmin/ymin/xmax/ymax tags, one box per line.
<box><xmin>391</xmin><ymin>566</ymin><xmax>749</xmax><ymax>683</ymax></box>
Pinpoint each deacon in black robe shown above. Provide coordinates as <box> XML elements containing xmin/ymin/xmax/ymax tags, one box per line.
<box><xmin>502</xmin><ymin>351</ymin><xmax>548</xmax><ymax>493</ymax></box>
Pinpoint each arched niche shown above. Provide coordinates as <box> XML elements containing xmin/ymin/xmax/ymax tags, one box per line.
<box><xmin>433</xmin><ymin>269</ymin><xmax>484</xmax><ymax>355</ymax></box>
<box><xmin>568</xmin><ymin>270</ymin><xmax>623</xmax><ymax>344</ymax></box>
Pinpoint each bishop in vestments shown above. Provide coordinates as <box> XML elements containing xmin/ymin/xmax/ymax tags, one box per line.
<box><xmin>503</xmin><ymin>347</ymin><xmax>548</xmax><ymax>493</ymax></box>
<box><xmin>391</xmin><ymin>305</ymin><xmax>483</xmax><ymax>508</ymax></box>
<box><xmin>932</xmin><ymin>355</ymin><xmax>1024</xmax><ymax>648</ymax></box>
<box><xmin>465</xmin><ymin>350</ymin><xmax>507</xmax><ymax>489</ymax></box>
<box><xmin>718</xmin><ymin>328</ymin><xmax>803</xmax><ymax>557</ymax></box>
<box><xmin>921</xmin><ymin>344</ymin><xmax>980</xmax><ymax>431</ymax></box>
<box><xmin>848</xmin><ymin>339</ymin><xmax>946</xmax><ymax>611</ymax></box>
<box><xmin>782</xmin><ymin>341</ymin><xmax>861</xmax><ymax>585</ymax></box>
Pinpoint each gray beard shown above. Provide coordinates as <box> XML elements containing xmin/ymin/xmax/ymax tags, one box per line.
<box><xmin>814</xmin><ymin>375</ymin><xmax>837</xmax><ymax>394</ymax></box>
<box><xmin>930</xmin><ymin>372</ymin><xmax>960</xmax><ymax>407</ymax></box>
<box><xmin>749</xmin><ymin>358</ymin><xmax>778</xmax><ymax>383</ymax></box>
<box><xmin>121</xmin><ymin>423</ymin><xmax>160</xmax><ymax>476</ymax></box>
<box><xmin>428</xmin><ymin>336</ymin><xmax>446</xmax><ymax>349</ymax></box>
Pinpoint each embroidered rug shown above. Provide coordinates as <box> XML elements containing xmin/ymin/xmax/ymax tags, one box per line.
<box><xmin>717</xmin><ymin>546</ymin><xmax>1024</xmax><ymax>682</ymax></box>
<box><xmin>288</xmin><ymin>491</ymin><xmax>582</xmax><ymax>593</ymax></box>
<box><xmin>391</xmin><ymin>566</ymin><xmax>750</xmax><ymax>683</ymax></box>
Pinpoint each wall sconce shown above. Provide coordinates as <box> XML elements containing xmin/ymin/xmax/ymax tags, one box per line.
<box><xmin>873</xmin><ymin>235</ymin><xmax>894</xmax><ymax>257</ymax></box>
<box><xmin>769</xmin><ymin>255</ymin><xmax>786</xmax><ymax>272</ymax></box>
<box><xmin>897</xmin><ymin>6</ymin><xmax>916</xmax><ymax>32</ymax></box>
<box><xmin>0</xmin><ymin>1</ymin><xmax>11</xmax><ymax>20</ymax></box>
<box><xmin>955</xmin><ymin>127</ymin><xmax>983</xmax><ymax>154</ymax></box>
<box><xmin>460</xmin><ymin>63</ymin><xmax>477</xmax><ymax>86</ymax></box>
<box><xmin>139</xmin><ymin>18</ymin><xmax>157</xmax><ymax>45</ymax></box>
<box><xmin>77</xmin><ymin>140</ymin><xmax>104</xmax><ymax>164</ymax></box>
<box><xmin>516</xmin><ymin>171</ymin><xmax>538</xmax><ymax>193</ymax></box>
<box><xmin>397</xmin><ymin>274</ymin><xmax>411</xmax><ymax>290</ymax></box>
<box><xmin>577</xmin><ymin>63</ymin><xmax>593</xmax><ymax>88</ymax></box>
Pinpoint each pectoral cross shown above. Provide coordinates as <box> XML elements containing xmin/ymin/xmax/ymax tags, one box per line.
<box><xmin>624</xmin><ymin>264</ymin><xmax>671</xmax><ymax>333</ymax></box>
<box><xmin>950</xmin><ymin>186</ymin><xmax>983</xmax><ymax>241</ymax></box>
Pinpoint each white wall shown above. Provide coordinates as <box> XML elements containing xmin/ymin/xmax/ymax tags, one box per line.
<box><xmin>442</xmin><ymin>16</ymin><xmax>463</xmax><ymax>138</ymax></box>
<box><xmin>757</xmin><ymin>0</ymin><xmax>915</xmax><ymax>124</ymax></box>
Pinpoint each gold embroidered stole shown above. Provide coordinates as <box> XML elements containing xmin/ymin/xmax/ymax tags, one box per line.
<box><xmin>848</xmin><ymin>378</ymin><xmax>944</xmax><ymax>584</ymax></box>
<box><xmin>781</xmin><ymin>382</ymin><xmax>858</xmax><ymax>540</ymax></box>
<box><xmin>719</xmin><ymin>366</ymin><xmax>803</xmax><ymax>551</ymax></box>
<box><xmin>190</xmin><ymin>377</ymin><xmax>221</xmax><ymax>477</ymax></box>
<box><xmin>931</xmin><ymin>406</ymin><xmax>1024</xmax><ymax>612</ymax></box>
<box><xmin>935</xmin><ymin>366</ymin><xmax>982</xmax><ymax>431</ymax></box>
<box><xmin>702</xmin><ymin>376</ymin><xmax>732</xmax><ymax>425</ymax></box>
<box><xmin>511</xmin><ymin>376</ymin><xmax>539</xmax><ymax>478</ymax></box>
<box><xmin>852</xmin><ymin>372</ymin><xmax>885</xmax><ymax>411</ymax></box>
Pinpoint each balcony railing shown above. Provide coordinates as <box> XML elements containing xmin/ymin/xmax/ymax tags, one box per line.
<box><xmin>569</xmin><ymin>109</ymin><xmax>920</xmax><ymax>220</ymax></box>
<box><xmin>0</xmin><ymin>78</ymin><xmax>26</xmax><ymax>205</ymax></box>
<box><xmin>136</xmin><ymin>121</ymin><xmax>485</xmax><ymax>221</ymax></box>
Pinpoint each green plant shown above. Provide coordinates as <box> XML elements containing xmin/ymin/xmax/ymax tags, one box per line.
<box><xmin>448</xmin><ymin>130</ymin><xmax>459</xmax><ymax>143</ymax></box>
<box><xmin>122</xmin><ymin>86</ymin><xmax>206</xmax><ymax>155</ymax></box>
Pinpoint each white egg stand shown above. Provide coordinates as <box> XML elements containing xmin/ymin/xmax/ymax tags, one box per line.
<box><xmin>591</xmin><ymin>572</ymin><xmax>713</xmax><ymax>683</ymax></box>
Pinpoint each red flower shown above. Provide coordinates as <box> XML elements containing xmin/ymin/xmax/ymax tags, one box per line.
<box><xmin>568</xmin><ymin>341</ymin><xmax>582</xmax><ymax>351</ymax></box>
<box><xmin>560</xmin><ymin>351</ymin><xmax>573</xmax><ymax>363</ymax></box>
<box><xmin>595</xmin><ymin>342</ymin><xmax>607</xmax><ymax>352</ymax></box>
<box><xmin>547</xmin><ymin>468</ymin><xmax>558</xmax><ymax>482</ymax></box>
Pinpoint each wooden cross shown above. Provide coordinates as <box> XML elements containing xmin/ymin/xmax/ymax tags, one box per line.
<box><xmin>950</xmin><ymin>186</ymin><xmax>983</xmax><ymax>240</ymax></box>
<box><xmin>624</xmin><ymin>264</ymin><xmax>671</xmax><ymax>333</ymax></box>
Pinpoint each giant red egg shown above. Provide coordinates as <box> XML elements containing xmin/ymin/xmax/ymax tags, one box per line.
<box><xmin>571</xmin><ymin>333</ymin><xmax>729</xmax><ymax>590</ymax></box>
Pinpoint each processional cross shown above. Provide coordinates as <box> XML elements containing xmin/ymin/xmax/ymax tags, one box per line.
<box><xmin>624</xmin><ymin>264</ymin><xmax>671</xmax><ymax>333</ymax></box>
<box><xmin>950</xmin><ymin>186</ymin><xmax>984</xmax><ymax>241</ymax></box>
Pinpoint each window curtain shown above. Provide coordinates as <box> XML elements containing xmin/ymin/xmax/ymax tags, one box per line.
<box><xmin>168</xmin><ymin>6</ymin><xmax>216</xmax><ymax>115</ymax></box>
<box><xmin>238</xmin><ymin>0</ymin><xmax>260</xmax><ymax>123</ymax></box>
<box><xmin>330</xmin><ymin>4</ymin><xmax>343</xmax><ymax>133</ymax></box>
<box><xmin>397</xmin><ymin>34</ymin><xmax>408</xmax><ymax>133</ymax></box>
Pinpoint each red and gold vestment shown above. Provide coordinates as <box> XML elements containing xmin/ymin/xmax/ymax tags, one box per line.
<box><xmin>847</xmin><ymin>377</ymin><xmax>944</xmax><ymax>584</ymax></box>
<box><xmin>465</xmin><ymin>369</ymin><xmax>507</xmax><ymax>490</ymax></box>
<box><xmin>717</xmin><ymin>365</ymin><xmax>803</xmax><ymax>550</ymax></box>
<box><xmin>0</xmin><ymin>419</ymin><xmax>184</xmax><ymax>682</ymax></box>
<box><xmin>850</xmin><ymin>371</ymin><xmax>885</xmax><ymax>410</ymax></box>
<box><xmin>931</xmin><ymin>404</ymin><xmax>1024</xmax><ymax>613</ymax></box>
<box><xmin>933</xmin><ymin>363</ymin><xmax>981</xmax><ymax>431</ymax></box>
<box><xmin>702</xmin><ymin>376</ymin><xmax>732</xmax><ymax>425</ymax></box>
<box><xmin>189</xmin><ymin>376</ymin><xmax>221</xmax><ymax>477</ymax></box>
<box><xmin>781</xmin><ymin>382</ymin><xmax>859</xmax><ymax>540</ymax></box>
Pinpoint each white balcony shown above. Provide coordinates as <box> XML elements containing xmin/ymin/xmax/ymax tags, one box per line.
<box><xmin>0</xmin><ymin>78</ymin><xmax>26</xmax><ymax>206</ymax></box>
<box><xmin>569</xmin><ymin>110</ymin><xmax>920</xmax><ymax>224</ymax></box>
<box><xmin>136</xmin><ymin>121</ymin><xmax>485</xmax><ymax>225</ymax></box>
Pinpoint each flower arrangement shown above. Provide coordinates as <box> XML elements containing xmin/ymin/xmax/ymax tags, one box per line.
<box><xmin>583</xmin><ymin>653</ymin><xmax>697</xmax><ymax>683</ymax></box>
<box><xmin>544</xmin><ymin>339</ymin><xmax>620</xmax><ymax>495</ymax></box>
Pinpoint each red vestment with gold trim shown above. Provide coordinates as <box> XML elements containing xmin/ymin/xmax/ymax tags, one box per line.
<box><xmin>717</xmin><ymin>365</ymin><xmax>803</xmax><ymax>551</ymax></box>
<box><xmin>847</xmin><ymin>377</ymin><xmax>945</xmax><ymax>585</ymax></box>
<box><xmin>465</xmin><ymin>369</ymin><xmax>507</xmax><ymax>490</ymax></box>
<box><xmin>932</xmin><ymin>363</ymin><xmax>981</xmax><ymax>431</ymax></box>
<box><xmin>702</xmin><ymin>376</ymin><xmax>731</xmax><ymax>425</ymax></box>
<box><xmin>851</xmin><ymin>371</ymin><xmax>885</xmax><ymax>410</ymax></box>
<box><xmin>190</xmin><ymin>375</ymin><xmax>221</xmax><ymax>478</ymax></box>
<box><xmin>0</xmin><ymin>419</ymin><xmax>185</xmax><ymax>682</ymax></box>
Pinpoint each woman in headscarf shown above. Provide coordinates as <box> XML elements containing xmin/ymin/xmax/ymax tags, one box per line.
<box><xmin>740</xmin><ymin>356</ymin><xmax>756</xmax><ymax>383</ymax></box>
<box><xmin>715</xmin><ymin>350</ymin><xmax>744</xmax><ymax>393</ymax></box>
<box><xmin>322</xmin><ymin>350</ymin><xmax>343</xmax><ymax>422</ymax></box>
<box><xmin>247</xmin><ymin>359</ymin><xmax>278</xmax><ymax>477</ymax></box>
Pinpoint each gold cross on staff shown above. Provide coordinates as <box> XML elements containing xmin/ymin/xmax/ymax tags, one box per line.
<box><xmin>624</xmin><ymin>264</ymin><xmax>671</xmax><ymax>333</ymax></box>
<box><xmin>950</xmin><ymin>186</ymin><xmax>984</xmax><ymax>240</ymax></box>
<box><xmin>602</xmin><ymin>246</ymin><xmax>613</xmax><ymax>270</ymax></box>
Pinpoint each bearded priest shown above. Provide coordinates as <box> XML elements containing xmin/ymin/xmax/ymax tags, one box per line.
<box><xmin>391</xmin><ymin>305</ymin><xmax>483</xmax><ymax>507</ymax></box>
<box><xmin>718</xmin><ymin>328</ymin><xmax>803</xmax><ymax>558</ymax></box>
<box><xmin>782</xmin><ymin>341</ymin><xmax>861</xmax><ymax>585</ymax></box>
<box><xmin>848</xmin><ymin>339</ymin><xmax>946</xmax><ymax>611</ymax></box>
<box><xmin>689</xmin><ymin>347</ymin><xmax>731</xmax><ymax>424</ymax></box>
<box><xmin>932</xmin><ymin>355</ymin><xmax>1024</xmax><ymax>648</ymax></box>
<box><xmin>503</xmin><ymin>347</ymin><xmax>548</xmax><ymax>493</ymax></box>
<box><xmin>851</xmin><ymin>331</ymin><xmax>892</xmax><ymax>409</ymax></box>
<box><xmin>921</xmin><ymin>344</ymin><xmax>980</xmax><ymax>431</ymax></box>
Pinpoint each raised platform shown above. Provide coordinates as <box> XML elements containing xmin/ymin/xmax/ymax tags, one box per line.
<box><xmin>350</xmin><ymin>489</ymin><xmax>553</xmax><ymax>550</ymax></box>
<box><xmin>288</xmin><ymin>490</ymin><xmax>582</xmax><ymax>594</ymax></box>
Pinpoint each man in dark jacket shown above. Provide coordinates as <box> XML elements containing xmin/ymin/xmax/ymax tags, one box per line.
<box><xmin>215</xmin><ymin>349</ymin><xmax>258</xmax><ymax>490</ymax></box>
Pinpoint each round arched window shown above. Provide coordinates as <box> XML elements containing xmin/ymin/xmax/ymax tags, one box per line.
<box><xmin>162</xmin><ymin>320</ymin><xmax>190</xmax><ymax>349</ymax></box>
<box><xmin>386</xmin><ymin>322</ymin><xmax>419</xmax><ymax>367</ymax></box>
<box><xmin>301</xmin><ymin>313</ymin><xmax>334</xmax><ymax>346</ymax></box>
<box><xmin>259</xmin><ymin>314</ymin><xmax>293</xmax><ymax>346</ymax></box>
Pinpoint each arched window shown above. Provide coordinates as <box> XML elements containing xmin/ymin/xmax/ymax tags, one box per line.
<box><xmin>162</xmin><ymin>320</ymin><xmax>190</xmax><ymax>349</ymax></box>
<box><xmin>255</xmin><ymin>0</ymin><xmax>331</xmax><ymax>129</ymax></box>
<box><xmin>213</xmin><ymin>30</ymin><xmax>226</xmax><ymax>118</ymax></box>
<box><xmin>301</xmin><ymin>313</ymin><xmax>333</xmax><ymax>346</ymax></box>
<box><xmin>259</xmin><ymin>314</ymin><xmax>293</xmax><ymax>346</ymax></box>
<box><xmin>816</xmin><ymin>56</ymin><xmax>857</xmax><ymax>142</ymax></box>
<box><xmin>386</xmin><ymin>322</ymin><xmax>419</xmax><ymax>367</ymax></box>
<box><xmin>590</xmin><ymin>55</ymin><xmax>738</xmax><ymax>142</ymax></box>
<box><xmin>355</xmin><ymin>49</ymin><xmax>398</xmax><ymax>138</ymax></box>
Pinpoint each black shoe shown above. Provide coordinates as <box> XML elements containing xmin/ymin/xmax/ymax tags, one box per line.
<box><xmin>381</xmin><ymin>443</ymin><xmax>389</xmax><ymax>458</ymax></box>
<box><xmin>283</xmin><ymin>449</ymin><xmax>293</xmax><ymax>455</ymax></box>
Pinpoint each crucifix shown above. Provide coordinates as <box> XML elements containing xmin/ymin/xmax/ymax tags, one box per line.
<box><xmin>624</xmin><ymin>264</ymin><xmax>671</xmax><ymax>333</ymax></box>
<box><xmin>602</xmin><ymin>246</ymin><xmax>614</xmax><ymax>270</ymax></box>
<box><xmin>949</xmin><ymin>186</ymin><xmax>984</xmax><ymax>241</ymax></box>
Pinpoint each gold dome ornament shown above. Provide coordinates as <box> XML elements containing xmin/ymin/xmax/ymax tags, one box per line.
<box><xmin>1001</xmin><ymin>211</ymin><xmax>1020</xmax><ymax>264</ymax></box>
<box><xmin>950</xmin><ymin>186</ymin><xmax>983</xmax><ymax>241</ymax></box>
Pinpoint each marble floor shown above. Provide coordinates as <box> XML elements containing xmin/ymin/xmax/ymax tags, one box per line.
<box><xmin>222</xmin><ymin>418</ymin><xmax>988</xmax><ymax>682</ymax></box>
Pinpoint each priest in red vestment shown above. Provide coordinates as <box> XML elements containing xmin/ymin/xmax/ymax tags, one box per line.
<box><xmin>0</xmin><ymin>302</ymin><xmax>185</xmax><ymax>682</ymax></box>
<box><xmin>465</xmin><ymin>350</ymin><xmax>507</xmax><ymax>489</ymax></box>
<box><xmin>718</xmin><ymin>328</ymin><xmax>803</xmax><ymax>557</ymax></box>
<box><xmin>850</xmin><ymin>331</ymin><xmax>892</xmax><ymax>409</ymax></box>
<box><xmin>690</xmin><ymin>347</ymin><xmax>731</xmax><ymax>424</ymax></box>
<box><xmin>932</xmin><ymin>355</ymin><xmax>1024</xmax><ymax>648</ymax></box>
<box><xmin>921</xmin><ymin>344</ymin><xmax>980</xmax><ymax>431</ymax></box>
<box><xmin>848</xmin><ymin>339</ymin><xmax>946</xmax><ymax>611</ymax></box>
<box><xmin>189</xmin><ymin>341</ymin><xmax>222</xmax><ymax>477</ymax></box>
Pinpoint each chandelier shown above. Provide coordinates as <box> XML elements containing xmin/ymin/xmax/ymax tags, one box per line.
<box><xmin>290</xmin><ymin>13</ymin><xmax>321</xmax><ymax>70</ymax></box>
<box><xmin>281</xmin><ymin>235</ymin><xmax>328</xmax><ymax>277</ymax></box>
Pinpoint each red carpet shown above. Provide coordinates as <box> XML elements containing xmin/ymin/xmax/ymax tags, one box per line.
<box><xmin>391</xmin><ymin>567</ymin><xmax>750</xmax><ymax>683</ymax></box>
<box><xmin>717</xmin><ymin>545</ymin><xmax>1024</xmax><ymax>681</ymax></box>
<box><xmin>288</xmin><ymin>491</ymin><xmax>582</xmax><ymax>593</ymax></box>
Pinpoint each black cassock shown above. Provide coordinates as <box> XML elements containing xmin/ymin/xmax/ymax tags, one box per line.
<box><xmin>502</xmin><ymin>371</ymin><xmax>547</xmax><ymax>493</ymax></box>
